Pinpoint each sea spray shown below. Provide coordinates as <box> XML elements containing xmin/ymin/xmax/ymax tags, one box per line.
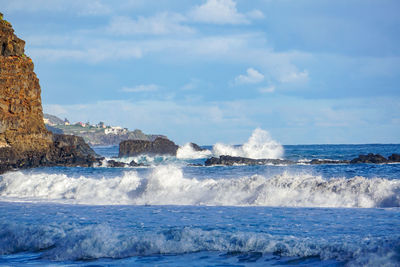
<box><xmin>176</xmin><ymin>143</ymin><xmax>212</xmax><ymax>159</ymax></box>
<box><xmin>1</xmin><ymin>166</ymin><xmax>399</xmax><ymax>208</ymax></box>
<box><xmin>213</xmin><ymin>128</ymin><xmax>284</xmax><ymax>159</ymax></box>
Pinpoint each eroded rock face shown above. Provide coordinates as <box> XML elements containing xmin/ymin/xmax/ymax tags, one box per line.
<box><xmin>0</xmin><ymin>14</ymin><xmax>99</xmax><ymax>173</ymax></box>
<box><xmin>119</xmin><ymin>137</ymin><xmax>179</xmax><ymax>157</ymax></box>
<box><xmin>0</xmin><ymin>13</ymin><xmax>52</xmax><ymax>152</ymax></box>
<box><xmin>0</xmin><ymin>14</ymin><xmax>25</xmax><ymax>57</ymax></box>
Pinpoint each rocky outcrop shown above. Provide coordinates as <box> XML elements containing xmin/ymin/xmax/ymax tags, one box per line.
<box><xmin>0</xmin><ymin>134</ymin><xmax>100</xmax><ymax>172</ymax></box>
<box><xmin>388</xmin><ymin>153</ymin><xmax>400</xmax><ymax>163</ymax></box>
<box><xmin>119</xmin><ymin>137</ymin><xmax>179</xmax><ymax>157</ymax></box>
<box><xmin>0</xmin><ymin>13</ymin><xmax>52</xmax><ymax>153</ymax></box>
<box><xmin>204</xmin><ymin>153</ymin><xmax>400</xmax><ymax>167</ymax></box>
<box><xmin>0</xmin><ymin>14</ymin><xmax>25</xmax><ymax>57</ymax></box>
<box><xmin>350</xmin><ymin>153</ymin><xmax>389</xmax><ymax>164</ymax></box>
<box><xmin>309</xmin><ymin>159</ymin><xmax>350</xmax><ymax>165</ymax></box>
<box><xmin>189</xmin><ymin>142</ymin><xmax>206</xmax><ymax>151</ymax></box>
<box><xmin>205</xmin><ymin>155</ymin><xmax>294</xmax><ymax>166</ymax></box>
<box><xmin>46</xmin><ymin>134</ymin><xmax>99</xmax><ymax>166</ymax></box>
<box><xmin>0</xmin><ymin>13</ymin><xmax>99</xmax><ymax>173</ymax></box>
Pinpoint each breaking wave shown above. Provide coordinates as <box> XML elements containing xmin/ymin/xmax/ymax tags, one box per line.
<box><xmin>213</xmin><ymin>128</ymin><xmax>284</xmax><ymax>159</ymax></box>
<box><xmin>1</xmin><ymin>166</ymin><xmax>399</xmax><ymax>208</ymax></box>
<box><xmin>0</xmin><ymin>222</ymin><xmax>398</xmax><ymax>264</ymax></box>
<box><xmin>176</xmin><ymin>143</ymin><xmax>212</xmax><ymax>159</ymax></box>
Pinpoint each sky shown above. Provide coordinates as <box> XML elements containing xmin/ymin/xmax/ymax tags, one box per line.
<box><xmin>1</xmin><ymin>0</ymin><xmax>399</xmax><ymax>145</ymax></box>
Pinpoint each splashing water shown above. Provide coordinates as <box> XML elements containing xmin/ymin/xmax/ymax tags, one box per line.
<box><xmin>213</xmin><ymin>128</ymin><xmax>284</xmax><ymax>159</ymax></box>
<box><xmin>176</xmin><ymin>143</ymin><xmax>212</xmax><ymax>159</ymax></box>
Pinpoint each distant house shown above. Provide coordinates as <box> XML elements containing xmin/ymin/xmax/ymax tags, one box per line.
<box><xmin>64</xmin><ymin>118</ymin><xmax>70</xmax><ymax>126</ymax></box>
<box><xmin>43</xmin><ymin>118</ymin><xmax>54</xmax><ymax>126</ymax></box>
<box><xmin>75</xmin><ymin>122</ymin><xmax>86</xmax><ymax>127</ymax></box>
<box><xmin>104</xmin><ymin>126</ymin><xmax>127</xmax><ymax>135</ymax></box>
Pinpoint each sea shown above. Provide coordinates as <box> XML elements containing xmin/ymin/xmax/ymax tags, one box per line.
<box><xmin>0</xmin><ymin>129</ymin><xmax>399</xmax><ymax>266</ymax></box>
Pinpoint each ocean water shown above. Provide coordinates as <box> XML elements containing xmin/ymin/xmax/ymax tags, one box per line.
<box><xmin>1</xmin><ymin>130</ymin><xmax>400</xmax><ymax>266</ymax></box>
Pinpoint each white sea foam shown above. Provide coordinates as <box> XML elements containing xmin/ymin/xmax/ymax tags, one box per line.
<box><xmin>0</xmin><ymin>222</ymin><xmax>398</xmax><ymax>264</ymax></box>
<box><xmin>176</xmin><ymin>143</ymin><xmax>212</xmax><ymax>159</ymax></box>
<box><xmin>1</xmin><ymin>166</ymin><xmax>399</xmax><ymax>208</ymax></box>
<box><xmin>213</xmin><ymin>128</ymin><xmax>284</xmax><ymax>159</ymax></box>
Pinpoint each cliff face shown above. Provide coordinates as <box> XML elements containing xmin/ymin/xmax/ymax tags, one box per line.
<box><xmin>0</xmin><ymin>13</ymin><xmax>52</xmax><ymax>152</ymax></box>
<box><xmin>0</xmin><ymin>13</ymin><xmax>99</xmax><ymax>173</ymax></box>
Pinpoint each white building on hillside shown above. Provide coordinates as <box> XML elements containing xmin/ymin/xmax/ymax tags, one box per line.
<box><xmin>105</xmin><ymin>126</ymin><xmax>127</xmax><ymax>135</ymax></box>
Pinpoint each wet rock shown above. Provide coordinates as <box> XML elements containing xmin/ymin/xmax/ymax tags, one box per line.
<box><xmin>388</xmin><ymin>153</ymin><xmax>400</xmax><ymax>162</ymax></box>
<box><xmin>350</xmin><ymin>153</ymin><xmax>388</xmax><ymax>164</ymax></box>
<box><xmin>119</xmin><ymin>137</ymin><xmax>179</xmax><ymax>157</ymax></box>
<box><xmin>204</xmin><ymin>155</ymin><xmax>294</xmax><ymax>166</ymax></box>
<box><xmin>188</xmin><ymin>163</ymin><xmax>203</xmax><ymax>167</ymax></box>
<box><xmin>46</xmin><ymin>134</ymin><xmax>99</xmax><ymax>167</ymax></box>
<box><xmin>189</xmin><ymin>142</ymin><xmax>205</xmax><ymax>151</ymax></box>
<box><xmin>107</xmin><ymin>160</ymin><xmax>126</xmax><ymax>168</ymax></box>
<box><xmin>129</xmin><ymin>160</ymin><xmax>148</xmax><ymax>167</ymax></box>
<box><xmin>309</xmin><ymin>159</ymin><xmax>350</xmax><ymax>165</ymax></box>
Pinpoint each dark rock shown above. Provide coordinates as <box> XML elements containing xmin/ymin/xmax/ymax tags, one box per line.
<box><xmin>46</xmin><ymin>134</ymin><xmax>99</xmax><ymax>167</ymax></box>
<box><xmin>187</xmin><ymin>163</ymin><xmax>203</xmax><ymax>167</ymax></box>
<box><xmin>309</xmin><ymin>159</ymin><xmax>350</xmax><ymax>165</ymax></box>
<box><xmin>129</xmin><ymin>160</ymin><xmax>139</xmax><ymax>167</ymax></box>
<box><xmin>119</xmin><ymin>137</ymin><xmax>179</xmax><ymax>157</ymax></box>
<box><xmin>388</xmin><ymin>153</ymin><xmax>400</xmax><ymax>162</ymax></box>
<box><xmin>189</xmin><ymin>142</ymin><xmax>205</xmax><ymax>151</ymax></box>
<box><xmin>204</xmin><ymin>155</ymin><xmax>294</xmax><ymax>166</ymax></box>
<box><xmin>129</xmin><ymin>160</ymin><xmax>148</xmax><ymax>167</ymax></box>
<box><xmin>107</xmin><ymin>160</ymin><xmax>126</xmax><ymax>168</ymax></box>
<box><xmin>350</xmin><ymin>153</ymin><xmax>388</xmax><ymax>164</ymax></box>
<box><xmin>0</xmin><ymin>134</ymin><xmax>101</xmax><ymax>173</ymax></box>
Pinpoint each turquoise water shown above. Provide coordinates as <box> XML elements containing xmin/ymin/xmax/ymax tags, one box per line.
<box><xmin>0</xmin><ymin>144</ymin><xmax>399</xmax><ymax>266</ymax></box>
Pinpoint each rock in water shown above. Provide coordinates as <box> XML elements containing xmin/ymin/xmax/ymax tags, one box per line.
<box><xmin>0</xmin><ymin>13</ymin><xmax>98</xmax><ymax>173</ymax></box>
<box><xmin>388</xmin><ymin>153</ymin><xmax>400</xmax><ymax>162</ymax></box>
<box><xmin>204</xmin><ymin>155</ymin><xmax>294</xmax><ymax>166</ymax></box>
<box><xmin>350</xmin><ymin>153</ymin><xmax>388</xmax><ymax>164</ymax></box>
<box><xmin>189</xmin><ymin>142</ymin><xmax>205</xmax><ymax>151</ymax></box>
<box><xmin>119</xmin><ymin>137</ymin><xmax>179</xmax><ymax>157</ymax></box>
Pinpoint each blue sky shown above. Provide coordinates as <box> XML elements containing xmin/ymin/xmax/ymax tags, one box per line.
<box><xmin>1</xmin><ymin>0</ymin><xmax>399</xmax><ymax>145</ymax></box>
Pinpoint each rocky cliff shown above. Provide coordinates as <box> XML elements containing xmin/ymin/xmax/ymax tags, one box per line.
<box><xmin>0</xmin><ymin>12</ymin><xmax>52</xmax><ymax>152</ymax></box>
<box><xmin>0</xmin><ymin>13</ymin><xmax>99</xmax><ymax>173</ymax></box>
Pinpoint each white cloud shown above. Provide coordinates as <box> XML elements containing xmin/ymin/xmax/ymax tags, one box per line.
<box><xmin>189</xmin><ymin>0</ymin><xmax>249</xmax><ymax>25</ymax></box>
<box><xmin>107</xmin><ymin>13</ymin><xmax>194</xmax><ymax>35</ymax></box>
<box><xmin>235</xmin><ymin>68</ymin><xmax>264</xmax><ymax>84</ymax></box>
<box><xmin>122</xmin><ymin>84</ymin><xmax>159</xmax><ymax>93</ymax></box>
<box><xmin>28</xmin><ymin>43</ymin><xmax>143</xmax><ymax>63</ymax></box>
<box><xmin>259</xmin><ymin>86</ymin><xmax>275</xmax><ymax>93</ymax></box>
<box><xmin>279</xmin><ymin>70</ymin><xmax>309</xmax><ymax>83</ymax></box>
<box><xmin>181</xmin><ymin>79</ymin><xmax>201</xmax><ymax>91</ymax></box>
<box><xmin>247</xmin><ymin>10</ymin><xmax>265</xmax><ymax>20</ymax></box>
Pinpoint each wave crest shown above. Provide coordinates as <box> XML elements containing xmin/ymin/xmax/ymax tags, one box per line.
<box><xmin>1</xmin><ymin>166</ymin><xmax>399</xmax><ymax>208</ymax></box>
<box><xmin>0</xmin><ymin>222</ymin><xmax>398</xmax><ymax>264</ymax></box>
